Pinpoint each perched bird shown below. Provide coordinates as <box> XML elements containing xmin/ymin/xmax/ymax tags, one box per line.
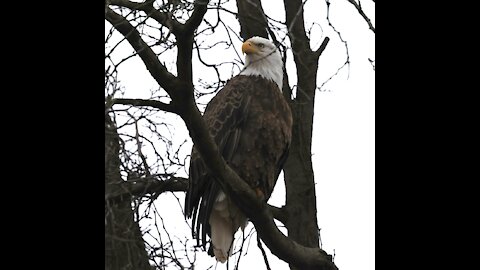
<box><xmin>184</xmin><ymin>36</ymin><xmax>293</xmax><ymax>263</ymax></box>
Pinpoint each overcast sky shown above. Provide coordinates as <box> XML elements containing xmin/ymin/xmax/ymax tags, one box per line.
<box><xmin>106</xmin><ymin>0</ymin><xmax>375</xmax><ymax>269</ymax></box>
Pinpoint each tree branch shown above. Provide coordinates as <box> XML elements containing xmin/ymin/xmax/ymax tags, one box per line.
<box><xmin>174</xmin><ymin>0</ymin><xmax>211</xmax><ymax>97</ymax></box>
<box><xmin>112</xmin><ymin>98</ymin><xmax>177</xmax><ymax>113</ymax></box>
<box><xmin>257</xmin><ymin>235</ymin><xmax>272</xmax><ymax>270</ymax></box>
<box><xmin>105</xmin><ymin>176</ymin><xmax>188</xmax><ymax>204</ymax></box>
<box><xmin>284</xmin><ymin>0</ymin><xmax>314</xmax><ymax>66</ymax></box>
<box><xmin>105</xmin><ymin>7</ymin><xmax>179</xmax><ymax>95</ymax></box>
<box><xmin>313</xmin><ymin>37</ymin><xmax>330</xmax><ymax>59</ymax></box>
<box><xmin>109</xmin><ymin>0</ymin><xmax>182</xmax><ymax>34</ymax></box>
<box><xmin>183</xmin><ymin>0</ymin><xmax>209</xmax><ymax>34</ymax></box>
<box><xmin>284</xmin><ymin>0</ymin><xmax>322</xmax><ymax>100</ymax></box>
<box><xmin>346</xmin><ymin>0</ymin><xmax>375</xmax><ymax>33</ymax></box>
<box><xmin>268</xmin><ymin>205</ymin><xmax>288</xmax><ymax>224</ymax></box>
<box><xmin>320</xmin><ymin>0</ymin><xmax>350</xmax><ymax>91</ymax></box>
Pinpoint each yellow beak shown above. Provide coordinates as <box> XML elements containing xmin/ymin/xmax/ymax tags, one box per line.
<box><xmin>242</xmin><ymin>41</ymin><xmax>256</xmax><ymax>55</ymax></box>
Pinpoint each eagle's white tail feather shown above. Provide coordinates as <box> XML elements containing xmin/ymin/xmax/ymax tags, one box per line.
<box><xmin>209</xmin><ymin>191</ymin><xmax>248</xmax><ymax>263</ymax></box>
<box><xmin>209</xmin><ymin>210</ymin><xmax>233</xmax><ymax>263</ymax></box>
<box><xmin>209</xmin><ymin>192</ymin><xmax>233</xmax><ymax>263</ymax></box>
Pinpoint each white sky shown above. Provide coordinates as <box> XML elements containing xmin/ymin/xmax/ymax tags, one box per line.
<box><xmin>106</xmin><ymin>0</ymin><xmax>375</xmax><ymax>269</ymax></box>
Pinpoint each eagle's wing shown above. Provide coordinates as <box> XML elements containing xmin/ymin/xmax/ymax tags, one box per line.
<box><xmin>184</xmin><ymin>76</ymin><xmax>251</xmax><ymax>250</ymax></box>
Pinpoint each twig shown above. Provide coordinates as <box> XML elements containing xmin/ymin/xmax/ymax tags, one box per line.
<box><xmin>346</xmin><ymin>0</ymin><xmax>375</xmax><ymax>33</ymax></box>
<box><xmin>318</xmin><ymin>0</ymin><xmax>350</xmax><ymax>91</ymax></box>
<box><xmin>257</xmin><ymin>235</ymin><xmax>272</xmax><ymax>270</ymax></box>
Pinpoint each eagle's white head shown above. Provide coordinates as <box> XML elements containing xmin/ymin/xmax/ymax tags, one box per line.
<box><xmin>240</xmin><ymin>36</ymin><xmax>283</xmax><ymax>90</ymax></box>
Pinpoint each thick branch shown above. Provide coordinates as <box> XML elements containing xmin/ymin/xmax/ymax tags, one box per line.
<box><xmin>105</xmin><ymin>176</ymin><xmax>188</xmax><ymax>204</ymax></box>
<box><xmin>284</xmin><ymin>0</ymin><xmax>310</xmax><ymax>53</ymax></box>
<box><xmin>112</xmin><ymin>98</ymin><xmax>177</xmax><ymax>113</ymax></box>
<box><xmin>346</xmin><ymin>0</ymin><xmax>375</xmax><ymax>33</ymax></box>
<box><xmin>284</xmin><ymin>0</ymin><xmax>321</xmax><ymax>101</ymax></box>
<box><xmin>178</xmin><ymin>101</ymin><xmax>337</xmax><ymax>270</ymax></box>
<box><xmin>174</xmin><ymin>0</ymin><xmax>210</xmax><ymax>98</ymax></box>
<box><xmin>235</xmin><ymin>0</ymin><xmax>268</xmax><ymax>39</ymax></box>
<box><xmin>268</xmin><ymin>205</ymin><xmax>288</xmax><ymax>225</ymax></box>
<box><xmin>105</xmin><ymin>7</ymin><xmax>179</xmax><ymax>95</ymax></box>
<box><xmin>183</xmin><ymin>0</ymin><xmax>209</xmax><ymax>34</ymax></box>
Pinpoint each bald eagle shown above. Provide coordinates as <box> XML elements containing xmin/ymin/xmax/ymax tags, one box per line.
<box><xmin>184</xmin><ymin>36</ymin><xmax>293</xmax><ymax>263</ymax></box>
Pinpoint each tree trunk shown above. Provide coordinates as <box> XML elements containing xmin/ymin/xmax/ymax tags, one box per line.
<box><xmin>283</xmin><ymin>68</ymin><xmax>320</xmax><ymax>270</ymax></box>
<box><xmin>105</xmin><ymin>114</ymin><xmax>152</xmax><ymax>270</ymax></box>
<box><xmin>235</xmin><ymin>0</ymin><xmax>268</xmax><ymax>39</ymax></box>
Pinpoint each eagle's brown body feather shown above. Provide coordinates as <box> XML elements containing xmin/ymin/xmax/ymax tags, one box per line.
<box><xmin>185</xmin><ymin>74</ymin><xmax>292</xmax><ymax>261</ymax></box>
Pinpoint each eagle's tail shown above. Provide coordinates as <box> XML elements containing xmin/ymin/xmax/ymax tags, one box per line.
<box><xmin>209</xmin><ymin>192</ymin><xmax>246</xmax><ymax>263</ymax></box>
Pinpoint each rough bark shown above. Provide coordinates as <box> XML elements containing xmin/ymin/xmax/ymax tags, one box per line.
<box><xmin>105</xmin><ymin>113</ymin><xmax>152</xmax><ymax>270</ymax></box>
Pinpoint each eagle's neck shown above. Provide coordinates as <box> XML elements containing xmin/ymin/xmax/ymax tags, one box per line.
<box><xmin>240</xmin><ymin>50</ymin><xmax>283</xmax><ymax>90</ymax></box>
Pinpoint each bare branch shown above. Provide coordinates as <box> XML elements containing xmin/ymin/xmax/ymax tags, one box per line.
<box><xmin>325</xmin><ymin>0</ymin><xmax>350</xmax><ymax>65</ymax></box>
<box><xmin>346</xmin><ymin>0</ymin><xmax>375</xmax><ymax>33</ymax></box>
<box><xmin>268</xmin><ymin>205</ymin><xmax>288</xmax><ymax>224</ymax></box>
<box><xmin>112</xmin><ymin>98</ymin><xmax>177</xmax><ymax>113</ymax></box>
<box><xmin>105</xmin><ymin>175</ymin><xmax>188</xmax><ymax>203</ymax></box>
<box><xmin>285</xmin><ymin>0</ymin><xmax>309</xmax><ymax>44</ymax></box>
<box><xmin>184</xmin><ymin>0</ymin><xmax>210</xmax><ymax>34</ymax></box>
<box><xmin>174</xmin><ymin>1</ymin><xmax>211</xmax><ymax>92</ymax></box>
<box><xmin>134</xmin><ymin>119</ymin><xmax>151</xmax><ymax>177</ymax></box>
<box><xmin>109</xmin><ymin>0</ymin><xmax>182</xmax><ymax>34</ymax></box>
<box><xmin>284</xmin><ymin>0</ymin><xmax>324</xmax><ymax>100</ymax></box>
<box><xmin>257</xmin><ymin>235</ymin><xmax>272</xmax><ymax>270</ymax></box>
<box><xmin>313</xmin><ymin>37</ymin><xmax>330</xmax><ymax>59</ymax></box>
<box><xmin>318</xmin><ymin>0</ymin><xmax>350</xmax><ymax>91</ymax></box>
<box><xmin>105</xmin><ymin>7</ymin><xmax>179</xmax><ymax>95</ymax></box>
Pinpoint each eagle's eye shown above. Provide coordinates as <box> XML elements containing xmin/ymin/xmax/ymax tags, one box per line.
<box><xmin>257</xmin><ymin>43</ymin><xmax>265</xmax><ymax>48</ymax></box>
